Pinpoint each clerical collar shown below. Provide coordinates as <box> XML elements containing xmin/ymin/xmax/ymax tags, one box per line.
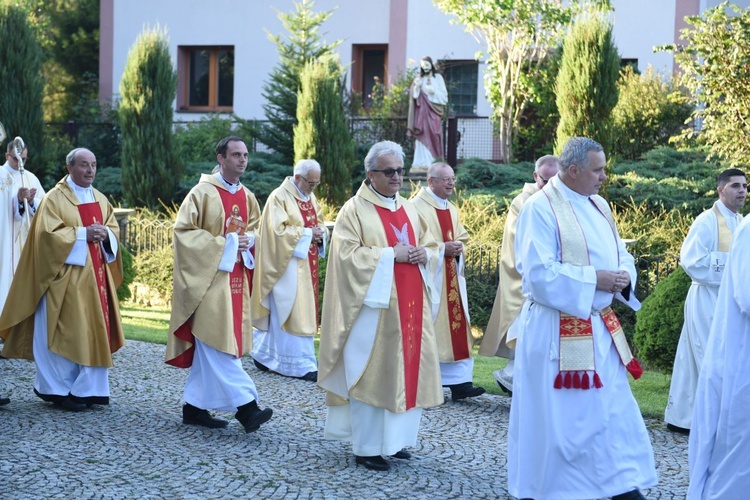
<box><xmin>426</xmin><ymin>187</ymin><xmax>448</xmax><ymax>209</ymax></box>
<box><xmin>368</xmin><ymin>184</ymin><xmax>397</xmax><ymax>210</ymax></box>
<box><xmin>368</xmin><ymin>184</ymin><xmax>396</xmax><ymax>200</ymax></box>
<box><xmin>291</xmin><ymin>177</ymin><xmax>309</xmax><ymax>201</ymax></box>
<box><xmin>554</xmin><ymin>175</ymin><xmax>589</xmax><ymax>202</ymax></box>
<box><xmin>220</xmin><ymin>174</ymin><xmax>240</xmax><ymax>187</ymax></box>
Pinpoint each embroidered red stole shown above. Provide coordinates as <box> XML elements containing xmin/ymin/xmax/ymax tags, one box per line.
<box><xmin>77</xmin><ymin>202</ymin><xmax>113</xmax><ymax>343</ymax></box>
<box><xmin>296</xmin><ymin>198</ymin><xmax>320</xmax><ymax>321</ymax></box>
<box><xmin>217</xmin><ymin>188</ymin><xmax>253</xmax><ymax>356</ymax></box>
<box><xmin>434</xmin><ymin>207</ymin><xmax>469</xmax><ymax>361</ymax></box>
<box><xmin>544</xmin><ymin>186</ymin><xmax>643</xmax><ymax>390</ymax></box>
<box><xmin>374</xmin><ymin>205</ymin><xmax>423</xmax><ymax>410</ymax></box>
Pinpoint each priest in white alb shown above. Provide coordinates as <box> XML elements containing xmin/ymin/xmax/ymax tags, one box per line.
<box><xmin>412</xmin><ymin>162</ymin><xmax>485</xmax><ymax>401</ymax></box>
<box><xmin>251</xmin><ymin>159</ymin><xmax>327</xmax><ymax>382</ymax></box>
<box><xmin>665</xmin><ymin>168</ymin><xmax>746</xmax><ymax>433</ymax></box>
<box><xmin>318</xmin><ymin>141</ymin><xmax>443</xmax><ymax>472</ymax></box>
<box><xmin>508</xmin><ymin>137</ymin><xmax>657</xmax><ymax>500</ymax></box>
<box><xmin>688</xmin><ymin>211</ymin><xmax>750</xmax><ymax>499</ymax></box>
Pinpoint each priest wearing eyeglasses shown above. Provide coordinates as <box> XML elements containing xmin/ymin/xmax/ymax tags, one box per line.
<box><xmin>251</xmin><ymin>159</ymin><xmax>327</xmax><ymax>382</ymax></box>
<box><xmin>412</xmin><ymin>162</ymin><xmax>486</xmax><ymax>401</ymax></box>
<box><xmin>317</xmin><ymin>140</ymin><xmax>443</xmax><ymax>471</ymax></box>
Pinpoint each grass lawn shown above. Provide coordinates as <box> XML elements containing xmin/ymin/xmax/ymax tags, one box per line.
<box><xmin>121</xmin><ymin>304</ymin><xmax>670</xmax><ymax>419</ymax></box>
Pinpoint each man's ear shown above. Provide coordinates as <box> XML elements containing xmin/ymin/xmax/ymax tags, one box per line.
<box><xmin>569</xmin><ymin>164</ymin><xmax>579</xmax><ymax>178</ymax></box>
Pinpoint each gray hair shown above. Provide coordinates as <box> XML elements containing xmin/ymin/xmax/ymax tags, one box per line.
<box><xmin>66</xmin><ymin>147</ymin><xmax>92</xmax><ymax>166</ymax></box>
<box><xmin>364</xmin><ymin>141</ymin><xmax>404</xmax><ymax>172</ymax></box>
<box><xmin>427</xmin><ymin>162</ymin><xmax>451</xmax><ymax>178</ymax></box>
<box><xmin>294</xmin><ymin>159</ymin><xmax>321</xmax><ymax>177</ymax></box>
<box><xmin>559</xmin><ymin>137</ymin><xmax>603</xmax><ymax>173</ymax></box>
<box><xmin>534</xmin><ymin>155</ymin><xmax>559</xmax><ymax>173</ymax></box>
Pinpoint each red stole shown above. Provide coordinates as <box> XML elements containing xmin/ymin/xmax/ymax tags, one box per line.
<box><xmin>296</xmin><ymin>198</ymin><xmax>320</xmax><ymax>321</ymax></box>
<box><xmin>374</xmin><ymin>205</ymin><xmax>423</xmax><ymax>410</ymax></box>
<box><xmin>434</xmin><ymin>207</ymin><xmax>470</xmax><ymax>360</ymax></box>
<box><xmin>77</xmin><ymin>202</ymin><xmax>113</xmax><ymax>343</ymax></box>
<box><xmin>171</xmin><ymin>187</ymin><xmax>252</xmax><ymax>368</ymax></box>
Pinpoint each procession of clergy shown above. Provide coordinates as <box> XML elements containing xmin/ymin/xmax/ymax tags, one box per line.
<box><xmin>0</xmin><ymin>134</ymin><xmax>748</xmax><ymax>499</ymax></box>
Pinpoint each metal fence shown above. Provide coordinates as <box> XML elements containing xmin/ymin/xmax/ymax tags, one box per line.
<box><xmin>122</xmin><ymin>214</ymin><xmax>679</xmax><ymax>302</ymax></box>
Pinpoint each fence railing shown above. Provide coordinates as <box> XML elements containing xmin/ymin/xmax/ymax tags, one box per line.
<box><xmin>122</xmin><ymin>215</ymin><xmax>680</xmax><ymax>302</ymax></box>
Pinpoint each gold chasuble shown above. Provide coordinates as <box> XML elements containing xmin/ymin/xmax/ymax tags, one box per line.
<box><xmin>317</xmin><ymin>182</ymin><xmax>443</xmax><ymax>413</ymax></box>
<box><xmin>412</xmin><ymin>188</ymin><xmax>472</xmax><ymax>362</ymax></box>
<box><xmin>0</xmin><ymin>176</ymin><xmax>124</xmax><ymax>366</ymax></box>
<box><xmin>251</xmin><ymin>177</ymin><xmax>324</xmax><ymax>335</ymax></box>
<box><xmin>480</xmin><ymin>182</ymin><xmax>539</xmax><ymax>356</ymax></box>
<box><xmin>166</xmin><ymin>174</ymin><xmax>260</xmax><ymax>367</ymax></box>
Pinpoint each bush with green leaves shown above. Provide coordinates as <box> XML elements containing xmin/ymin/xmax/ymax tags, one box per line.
<box><xmin>117</xmin><ymin>246</ymin><xmax>135</xmax><ymax>302</ymax></box>
<box><xmin>633</xmin><ymin>266</ymin><xmax>691</xmax><ymax>372</ymax></box>
<box><xmin>134</xmin><ymin>247</ymin><xmax>174</xmax><ymax>305</ymax></box>
<box><xmin>610</xmin><ymin>66</ymin><xmax>692</xmax><ymax>161</ymax></box>
<box><xmin>456</xmin><ymin>158</ymin><xmax>535</xmax><ymax>198</ymax></box>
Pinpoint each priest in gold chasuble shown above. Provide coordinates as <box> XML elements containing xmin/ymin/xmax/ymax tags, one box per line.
<box><xmin>251</xmin><ymin>159</ymin><xmax>326</xmax><ymax>382</ymax></box>
<box><xmin>318</xmin><ymin>141</ymin><xmax>443</xmax><ymax>472</ymax></box>
<box><xmin>0</xmin><ymin>148</ymin><xmax>124</xmax><ymax>411</ymax></box>
<box><xmin>166</xmin><ymin>137</ymin><xmax>273</xmax><ymax>433</ymax></box>
<box><xmin>412</xmin><ymin>162</ymin><xmax>485</xmax><ymax>402</ymax></box>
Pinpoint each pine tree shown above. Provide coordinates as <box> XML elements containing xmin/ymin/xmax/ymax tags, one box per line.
<box><xmin>294</xmin><ymin>56</ymin><xmax>355</xmax><ymax>206</ymax></box>
<box><xmin>255</xmin><ymin>0</ymin><xmax>341</xmax><ymax>165</ymax></box>
<box><xmin>554</xmin><ymin>8</ymin><xmax>620</xmax><ymax>154</ymax></box>
<box><xmin>0</xmin><ymin>3</ymin><xmax>45</xmax><ymax>178</ymax></box>
<box><xmin>118</xmin><ymin>26</ymin><xmax>180</xmax><ymax>208</ymax></box>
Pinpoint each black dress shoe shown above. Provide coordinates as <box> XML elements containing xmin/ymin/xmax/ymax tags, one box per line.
<box><xmin>449</xmin><ymin>382</ymin><xmax>487</xmax><ymax>401</ymax></box>
<box><xmin>183</xmin><ymin>403</ymin><xmax>228</xmax><ymax>429</ymax></box>
<box><xmin>355</xmin><ymin>455</ymin><xmax>390</xmax><ymax>471</ymax></box>
<box><xmin>666</xmin><ymin>423</ymin><xmax>690</xmax><ymax>435</ymax></box>
<box><xmin>612</xmin><ymin>489</ymin><xmax>646</xmax><ymax>500</ymax></box>
<box><xmin>390</xmin><ymin>449</ymin><xmax>411</xmax><ymax>459</ymax></box>
<box><xmin>0</xmin><ymin>396</ymin><xmax>9</xmax><ymax>406</ymax></box>
<box><xmin>297</xmin><ymin>371</ymin><xmax>318</xmax><ymax>382</ymax></box>
<box><xmin>235</xmin><ymin>400</ymin><xmax>273</xmax><ymax>433</ymax></box>
<box><xmin>253</xmin><ymin>359</ymin><xmax>270</xmax><ymax>372</ymax></box>
<box><xmin>60</xmin><ymin>396</ymin><xmax>87</xmax><ymax>412</ymax></box>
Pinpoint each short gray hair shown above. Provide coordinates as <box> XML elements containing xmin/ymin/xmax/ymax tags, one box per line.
<box><xmin>559</xmin><ymin>137</ymin><xmax>603</xmax><ymax>173</ymax></box>
<box><xmin>66</xmin><ymin>147</ymin><xmax>92</xmax><ymax>166</ymax></box>
<box><xmin>364</xmin><ymin>141</ymin><xmax>404</xmax><ymax>172</ymax></box>
<box><xmin>427</xmin><ymin>162</ymin><xmax>451</xmax><ymax>178</ymax></box>
<box><xmin>294</xmin><ymin>159</ymin><xmax>321</xmax><ymax>177</ymax></box>
<box><xmin>534</xmin><ymin>155</ymin><xmax>559</xmax><ymax>173</ymax></box>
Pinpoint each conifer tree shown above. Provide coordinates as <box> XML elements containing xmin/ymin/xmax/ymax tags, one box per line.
<box><xmin>256</xmin><ymin>0</ymin><xmax>341</xmax><ymax>164</ymax></box>
<box><xmin>555</xmin><ymin>9</ymin><xmax>620</xmax><ymax>153</ymax></box>
<box><xmin>294</xmin><ymin>57</ymin><xmax>355</xmax><ymax>206</ymax></box>
<box><xmin>0</xmin><ymin>3</ymin><xmax>45</xmax><ymax>175</ymax></box>
<box><xmin>118</xmin><ymin>26</ymin><xmax>179</xmax><ymax>208</ymax></box>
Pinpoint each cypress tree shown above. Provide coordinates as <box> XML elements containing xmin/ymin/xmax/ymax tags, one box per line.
<box><xmin>256</xmin><ymin>0</ymin><xmax>341</xmax><ymax>165</ymax></box>
<box><xmin>294</xmin><ymin>56</ymin><xmax>355</xmax><ymax>206</ymax></box>
<box><xmin>118</xmin><ymin>26</ymin><xmax>180</xmax><ymax>208</ymax></box>
<box><xmin>554</xmin><ymin>8</ymin><xmax>620</xmax><ymax>154</ymax></box>
<box><xmin>0</xmin><ymin>3</ymin><xmax>45</xmax><ymax>177</ymax></box>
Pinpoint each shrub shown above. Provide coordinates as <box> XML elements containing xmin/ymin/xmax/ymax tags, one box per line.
<box><xmin>134</xmin><ymin>247</ymin><xmax>174</xmax><ymax>305</ymax></box>
<box><xmin>633</xmin><ymin>266</ymin><xmax>691</xmax><ymax>372</ymax></box>
<box><xmin>173</xmin><ymin>115</ymin><xmax>238</xmax><ymax>164</ymax></box>
<box><xmin>456</xmin><ymin>158</ymin><xmax>534</xmax><ymax>197</ymax></box>
<box><xmin>610</xmin><ymin>66</ymin><xmax>692</xmax><ymax>161</ymax></box>
<box><xmin>466</xmin><ymin>275</ymin><xmax>497</xmax><ymax>329</ymax></box>
<box><xmin>117</xmin><ymin>246</ymin><xmax>135</xmax><ymax>302</ymax></box>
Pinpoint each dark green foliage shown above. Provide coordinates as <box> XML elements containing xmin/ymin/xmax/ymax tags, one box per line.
<box><xmin>94</xmin><ymin>167</ymin><xmax>123</xmax><ymax>203</ymax></box>
<box><xmin>555</xmin><ymin>9</ymin><xmax>620</xmax><ymax>153</ymax></box>
<box><xmin>465</xmin><ymin>275</ymin><xmax>498</xmax><ymax>329</ymax></box>
<box><xmin>607</xmin><ymin>147</ymin><xmax>727</xmax><ymax>216</ymax></box>
<box><xmin>0</xmin><ymin>3</ymin><xmax>45</xmax><ymax>170</ymax></box>
<box><xmin>134</xmin><ymin>247</ymin><xmax>174</xmax><ymax>304</ymax></box>
<box><xmin>515</xmin><ymin>50</ymin><xmax>561</xmax><ymax>162</ymax></box>
<box><xmin>118</xmin><ymin>27</ymin><xmax>180</xmax><ymax>209</ymax></box>
<box><xmin>610</xmin><ymin>66</ymin><xmax>693</xmax><ymax>161</ymax></box>
<box><xmin>254</xmin><ymin>0</ymin><xmax>341</xmax><ymax>164</ymax></box>
<box><xmin>117</xmin><ymin>246</ymin><xmax>134</xmax><ymax>302</ymax></box>
<box><xmin>294</xmin><ymin>57</ymin><xmax>355</xmax><ymax>206</ymax></box>
<box><xmin>634</xmin><ymin>266</ymin><xmax>691</xmax><ymax>372</ymax></box>
<box><xmin>456</xmin><ymin>158</ymin><xmax>534</xmax><ymax>196</ymax></box>
<box><xmin>173</xmin><ymin>115</ymin><xmax>238</xmax><ymax>164</ymax></box>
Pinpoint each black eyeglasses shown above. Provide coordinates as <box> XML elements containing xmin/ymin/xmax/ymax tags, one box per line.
<box><xmin>538</xmin><ymin>175</ymin><xmax>550</xmax><ymax>184</ymax></box>
<box><xmin>300</xmin><ymin>175</ymin><xmax>320</xmax><ymax>187</ymax></box>
<box><xmin>371</xmin><ymin>168</ymin><xmax>404</xmax><ymax>178</ymax></box>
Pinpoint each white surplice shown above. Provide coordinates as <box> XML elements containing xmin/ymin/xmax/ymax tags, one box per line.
<box><xmin>0</xmin><ymin>162</ymin><xmax>45</xmax><ymax>313</ymax></box>
<box><xmin>508</xmin><ymin>176</ymin><xmax>657</xmax><ymax>500</ymax></box>
<box><xmin>665</xmin><ymin>201</ymin><xmax>742</xmax><ymax>429</ymax></box>
<box><xmin>688</xmin><ymin>214</ymin><xmax>750</xmax><ymax>499</ymax></box>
